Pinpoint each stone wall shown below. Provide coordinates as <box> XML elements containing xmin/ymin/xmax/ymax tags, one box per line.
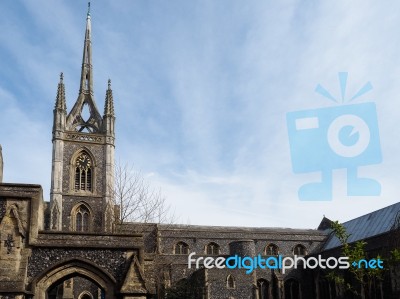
<box><xmin>0</xmin><ymin>184</ymin><xmax>43</xmax><ymax>295</ymax></box>
<box><xmin>122</xmin><ymin>222</ymin><xmax>327</xmax><ymax>298</ymax></box>
<box><xmin>27</xmin><ymin>248</ymin><xmax>130</xmax><ymax>285</ymax></box>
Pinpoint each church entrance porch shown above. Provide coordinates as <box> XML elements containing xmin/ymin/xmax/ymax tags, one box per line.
<box><xmin>32</xmin><ymin>259</ymin><xmax>115</xmax><ymax>299</ymax></box>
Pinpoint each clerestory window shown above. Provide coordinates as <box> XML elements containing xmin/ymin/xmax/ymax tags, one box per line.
<box><xmin>265</xmin><ymin>243</ymin><xmax>279</xmax><ymax>256</ymax></box>
<box><xmin>293</xmin><ymin>244</ymin><xmax>307</xmax><ymax>256</ymax></box>
<box><xmin>206</xmin><ymin>242</ymin><xmax>220</xmax><ymax>255</ymax></box>
<box><xmin>174</xmin><ymin>242</ymin><xmax>189</xmax><ymax>254</ymax></box>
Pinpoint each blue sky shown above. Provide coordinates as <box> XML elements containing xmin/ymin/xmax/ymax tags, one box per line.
<box><xmin>1</xmin><ymin>0</ymin><xmax>399</xmax><ymax>228</ymax></box>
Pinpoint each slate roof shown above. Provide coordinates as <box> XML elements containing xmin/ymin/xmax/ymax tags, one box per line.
<box><xmin>323</xmin><ymin>202</ymin><xmax>400</xmax><ymax>251</ymax></box>
<box><xmin>121</xmin><ymin>221</ymin><xmax>327</xmax><ymax>237</ymax></box>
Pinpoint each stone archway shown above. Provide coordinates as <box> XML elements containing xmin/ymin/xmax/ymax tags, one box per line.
<box><xmin>77</xmin><ymin>290</ymin><xmax>95</xmax><ymax>299</ymax></box>
<box><xmin>32</xmin><ymin>259</ymin><xmax>116</xmax><ymax>299</ymax></box>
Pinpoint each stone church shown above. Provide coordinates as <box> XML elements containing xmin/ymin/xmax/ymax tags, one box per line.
<box><xmin>0</xmin><ymin>5</ymin><xmax>399</xmax><ymax>299</ymax></box>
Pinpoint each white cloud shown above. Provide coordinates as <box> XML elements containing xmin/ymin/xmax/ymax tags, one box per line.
<box><xmin>0</xmin><ymin>0</ymin><xmax>399</xmax><ymax>229</ymax></box>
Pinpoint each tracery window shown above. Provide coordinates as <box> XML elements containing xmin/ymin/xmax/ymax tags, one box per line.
<box><xmin>265</xmin><ymin>243</ymin><xmax>279</xmax><ymax>256</ymax></box>
<box><xmin>174</xmin><ymin>241</ymin><xmax>189</xmax><ymax>254</ymax></box>
<box><xmin>293</xmin><ymin>244</ymin><xmax>306</xmax><ymax>256</ymax></box>
<box><xmin>206</xmin><ymin>242</ymin><xmax>220</xmax><ymax>255</ymax></box>
<box><xmin>257</xmin><ymin>279</ymin><xmax>270</xmax><ymax>299</ymax></box>
<box><xmin>75</xmin><ymin>204</ymin><xmax>90</xmax><ymax>232</ymax></box>
<box><xmin>74</xmin><ymin>152</ymin><xmax>92</xmax><ymax>192</ymax></box>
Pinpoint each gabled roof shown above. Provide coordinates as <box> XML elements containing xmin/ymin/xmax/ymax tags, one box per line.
<box><xmin>323</xmin><ymin>202</ymin><xmax>400</xmax><ymax>251</ymax></box>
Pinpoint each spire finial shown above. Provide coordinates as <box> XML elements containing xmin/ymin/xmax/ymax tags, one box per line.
<box><xmin>55</xmin><ymin>72</ymin><xmax>66</xmax><ymax>111</ymax></box>
<box><xmin>80</xmin><ymin>1</ymin><xmax>93</xmax><ymax>94</ymax></box>
<box><xmin>104</xmin><ymin>79</ymin><xmax>115</xmax><ymax>117</ymax></box>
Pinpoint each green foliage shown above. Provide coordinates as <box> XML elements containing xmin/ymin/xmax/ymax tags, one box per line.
<box><xmin>331</xmin><ymin>220</ymin><xmax>350</xmax><ymax>244</ymax></box>
<box><xmin>391</xmin><ymin>248</ymin><xmax>400</xmax><ymax>263</ymax></box>
<box><xmin>327</xmin><ymin>221</ymin><xmax>386</xmax><ymax>297</ymax></box>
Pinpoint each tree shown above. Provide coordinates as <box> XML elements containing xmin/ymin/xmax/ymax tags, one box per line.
<box><xmin>327</xmin><ymin>221</ymin><xmax>385</xmax><ymax>299</ymax></box>
<box><xmin>389</xmin><ymin>216</ymin><xmax>400</xmax><ymax>297</ymax></box>
<box><xmin>112</xmin><ymin>162</ymin><xmax>175</xmax><ymax>225</ymax></box>
<box><xmin>111</xmin><ymin>162</ymin><xmax>181</xmax><ymax>298</ymax></box>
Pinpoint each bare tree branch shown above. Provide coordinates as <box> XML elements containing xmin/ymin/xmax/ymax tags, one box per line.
<box><xmin>111</xmin><ymin>162</ymin><xmax>175</xmax><ymax>226</ymax></box>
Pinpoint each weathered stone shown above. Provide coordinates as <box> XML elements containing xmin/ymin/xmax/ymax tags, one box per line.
<box><xmin>1</xmin><ymin>4</ymin><xmax>400</xmax><ymax>299</ymax></box>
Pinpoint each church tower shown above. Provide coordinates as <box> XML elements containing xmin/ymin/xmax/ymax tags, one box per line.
<box><xmin>50</xmin><ymin>4</ymin><xmax>115</xmax><ymax>233</ymax></box>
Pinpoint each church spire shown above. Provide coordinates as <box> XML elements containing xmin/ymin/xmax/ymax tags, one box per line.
<box><xmin>66</xmin><ymin>2</ymin><xmax>102</xmax><ymax>132</ymax></box>
<box><xmin>55</xmin><ymin>72</ymin><xmax>66</xmax><ymax>111</ymax></box>
<box><xmin>103</xmin><ymin>79</ymin><xmax>115</xmax><ymax>137</ymax></box>
<box><xmin>104</xmin><ymin>79</ymin><xmax>115</xmax><ymax>117</ymax></box>
<box><xmin>53</xmin><ymin>72</ymin><xmax>67</xmax><ymax>134</ymax></box>
<box><xmin>79</xmin><ymin>1</ymin><xmax>93</xmax><ymax>95</ymax></box>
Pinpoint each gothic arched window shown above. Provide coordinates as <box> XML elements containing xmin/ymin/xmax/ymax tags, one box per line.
<box><xmin>265</xmin><ymin>243</ymin><xmax>279</xmax><ymax>256</ymax></box>
<box><xmin>226</xmin><ymin>275</ymin><xmax>235</xmax><ymax>289</ymax></box>
<box><xmin>257</xmin><ymin>279</ymin><xmax>270</xmax><ymax>299</ymax></box>
<box><xmin>75</xmin><ymin>204</ymin><xmax>90</xmax><ymax>232</ymax></box>
<box><xmin>293</xmin><ymin>244</ymin><xmax>306</xmax><ymax>256</ymax></box>
<box><xmin>174</xmin><ymin>242</ymin><xmax>189</xmax><ymax>254</ymax></box>
<box><xmin>205</xmin><ymin>242</ymin><xmax>220</xmax><ymax>255</ymax></box>
<box><xmin>74</xmin><ymin>152</ymin><xmax>92</xmax><ymax>192</ymax></box>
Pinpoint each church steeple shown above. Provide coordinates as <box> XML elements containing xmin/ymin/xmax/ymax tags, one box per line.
<box><xmin>65</xmin><ymin>2</ymin><xmax>102</xmax><ymax>133</ymax></box>
<box><xmin>50</xmin><ymin>3</ymin><xmax>115</xmax><ymax>233</ymax></box>
<box><xmin>79</xmin><ymin>2</ymin><xmax>93</xmax><ymax>95</ymax></box>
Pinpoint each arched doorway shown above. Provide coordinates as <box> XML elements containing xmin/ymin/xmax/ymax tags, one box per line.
<box><xmin>47</xmin><ymin>276</ymin><xmax>102</xmax><ymax>299</ymax></box>
<box><xmin>32</xmin><ymin>259</ymin><xmax>116</xmax><ymax>299</ymax></box>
